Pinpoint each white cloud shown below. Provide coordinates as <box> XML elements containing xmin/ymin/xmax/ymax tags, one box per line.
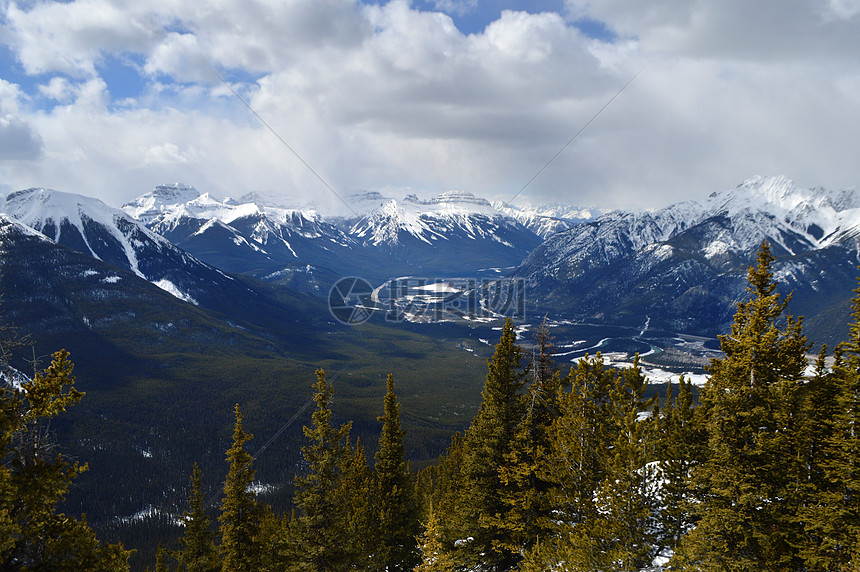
<box><xmin>0</xmin><ymin>115</ymin><xmax>42</xmax><ymax>161</ymax></box>
<box><xmin>5</xmin><ymin>0</ymin><xmax>157</xmax><ymax>76</ymax></box>
<box><xmin>0</xmin><ymin>0</ymin><xmax>858</xmax><ymax>211</ymax></box>
<box><xmin>0</xmin><ymin>79</ymin><xmax>25</xmax><ymax>115</ymax></box>
<box><xmin>38</xmin><ymin>77</ymin><xmax>75</xmax><ymax>102</ymax></box>
<box><xmin>827</xmin><ymin>0</ymin><xmax>860</xmax><ymax>20</ymax></box>
<box><xmin>143</xmin><ymin>142</ymin><xmax>196</xmax><ymax>165</ymax></box>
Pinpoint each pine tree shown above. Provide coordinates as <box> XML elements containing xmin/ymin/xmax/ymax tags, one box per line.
<box><xmin>674</xmin><ymin>242</ymin><xmax>810</xmax><ymax>571</ymax></box>
<box><xmin>289</xmin><ymin>369</ymin><xmax>354</xmax><ymax>571</ymax></box>
<box><xmin>154</xmin><ymin>544</ymin><xmax>168</xmax><ymax>572</ymax></box>
<box><xmin>495</xmin><ymin>336</ymin><xmax>562</xmax><ymax>558</ymax></box>
<box><xmin>524</xmin><ymin>353</ymin><xmax>614</xmax><ymax>570</ymax></box>
<box><xmin>372</xmin><ymin>374</ymin><xmax>420</xmax><ymax>571</ymax></box>
<box><xmin>415</xmin><ymin>505</ymin><xmax>457</xmax><ymax>572</ymax></box>
<box><xmin>416</xmin><ymin>431</ymin><xmax>464</xmax><ymax>560</ymax></box>
<box><xmin>0</xmin><ymin>348</ymin><xmax>131</xmax><ymax>570</ymax></box>
<box><xmin>177</xmin><ymin>464</ymin><xmax>220</xmax><ymax>572</ymax></box>
<box><xmin>595</xmin><ymin>358</ymin><xmax>658</xmax><ymax>571</ymax></box>
<box><xmin>338</xmin><ymin>436</ymin><xmax>375</xmax><ymax>569</ymax></box>
<box><xmin>528</xmin><ymin>316</ymin><xmax>558</xmax><ymax>388</ymax></box>
<box><xmin>523</xmin><ymin>354</ymin><xmax>658</xmax><ymax>571</ymax></box>
<box><xmin>805</xmin><ymin>277</ymin><xmax>860</xmax><ymax>569</ymax></box>
<box><xmin>219</xmin><ymin>405</ymin><xmax>264</xmax><ymax>572</ymax></box>
<box><xmin>456</xmin><ymin>318</ymin><xmax>527</xmax><ymax>569</ymax></box>
<box><xmin>256</xmin><ymin>505</ymin><xmax>284</xmax><ymax>572</ymax></box>
<box><xmin>656</xmin><ymin>375</ymin><xmax>706</xmax><ymax>555</ymax></box>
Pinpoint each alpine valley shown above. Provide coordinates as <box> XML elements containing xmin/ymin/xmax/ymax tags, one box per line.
<box><xmin>2</xmin><ymin>174</ymin><xmax>859</xmax><ymax>568</ymax></box>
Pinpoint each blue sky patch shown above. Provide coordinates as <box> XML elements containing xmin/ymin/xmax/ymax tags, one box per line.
<box><xmin>97</xmin><ymin>53</ymin><xmax>149</xmax><ymax>102</ymax></box>
<box><xmin>361</xmin><ymin>0</ymin><xmax>568</xmax><ymax>35</ymax></box>
<box><xmin>572</xmin><ymin>16</ymin><xmax>617</xmax><ymax>42</ymax></box>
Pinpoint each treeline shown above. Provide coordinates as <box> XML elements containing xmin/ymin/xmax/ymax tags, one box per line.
<box><xmin>5</xmin><ymin>241</ymin><xmax>860</xmax><ymax>571</ymax></box>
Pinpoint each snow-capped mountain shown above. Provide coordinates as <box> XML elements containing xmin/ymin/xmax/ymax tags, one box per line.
<box><xmin>0</xmin><ymin>212</ymin><xmax>223</xmax><ymax>338</ymax></box>
<box><xmin>0</xmin><ymin>202</ymin><xmax>330</xmax><ymax>355</ymax></box>
<box><xmin>494</xmin><ymin>201</ymin><xmax>606</xmax><ymax>238</ymax></box>
<box><xmin>124</xmin><ymin>185</ymin><xmax>543</xmax><ymax>282</ymax></box>
<box><xmin>0</xmin><ymin>187</ymin><xmax>331</xmax><ymax>328</ymax></box>
<box><xmin>1</xmin><ymin>187</ymin><xmax>246</xmax><ymax>305</ymax></box>
<box><xmin>122</xmin><ymin>183</ymin><xmax>407</xmax><ymax>287</ymax></box>
<box><xmin>342</xmin><ymin>190</ymin><xmax>543</xmax><ymax>274</ymax></box>
<box><xmin>515</xmin><ymin>176</ymin><xmax>860</xmax><ymax>342</ymax></box>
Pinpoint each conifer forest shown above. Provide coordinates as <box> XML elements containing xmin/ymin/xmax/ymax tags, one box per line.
<box><xmin>5</xmin><ymin>242</ymin><xmax>860</xmax><ymax>571</ymax></box>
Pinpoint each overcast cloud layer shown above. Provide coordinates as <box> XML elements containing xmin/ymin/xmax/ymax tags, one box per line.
<box><xmin>0</xmin><ymin>0</ymin><xmax>858</xmax><ymax>212</ymax></box>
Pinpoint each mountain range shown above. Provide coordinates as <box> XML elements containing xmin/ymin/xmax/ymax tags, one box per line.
<box><xmin>3</xmin><ymin>175</ymin><xmax>859</xmax><ymax>344</ymax></box>
<box><xmin>121</xmin><ymin>184</ymin><xmax>545</xmax><ymax>286</ymax></box>
<box><xmin>515</xmin><ymin>175</ymin><xmax>860</xmax><ymax>342</ymax></box>
<box><xmin>2</xmin><ymin>175</ymin><xmax>858</xmax><ymax>341</ymax></box>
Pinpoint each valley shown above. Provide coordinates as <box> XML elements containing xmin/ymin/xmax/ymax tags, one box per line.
<box><xmin>1</xmin><ymin>174</ymin><xmax>859</xmax><ymax>568</ymax></box>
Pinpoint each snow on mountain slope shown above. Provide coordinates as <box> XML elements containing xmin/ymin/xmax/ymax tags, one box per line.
<box><xmin>0</xmin><ymin>213</ymin><xmax>51</xmax><ymax>242</ymax></box>
<box><xmin>515</xmin><ymin>175</ymin><xmax>860</xmax><ymax>341</ymax></box>
<box><xmin>124</xmin><ymin>183</ymin><xmax>354</xmax><ymax>245</ymax></box>
<box><xmin>121</xmin><ymin>182</ymin><xmax>204</xmax><ymax>224</ymax></box>
<box><xmin>3</xmin><ymin>188</ymin><xmax>174</xmax><ymax>279</ymax></box>
<box><xmin>525</xmin><ymin>175</ymin><xmax>860</xmax><ymax>276</ymax></box>
<box><xmin>124</xmin><ymin>185</ymin><xmax>542</xmax><ymax>280</ymax></box>
<box><xmin>341</xmin><ymin>189</ymin><xmax>543</xmax><ymax>274</ymax></box>
<box><xmin>0</xmin><ymin>187</ymin><xmax>242</xmax><ymax>304</ymax></box>
<box><xmin>122</xmin><ymin>184</ymin><xmax>403</xmax><ymax>286</ymax></box>
<box><xmin>494</xmin><ymin>201</ymin><xmax>606</xmax><ymax>238</ymax></box>
<box><xmin>346</xmin><ymin>190</ymin><xmax>539</xmax><ymax>247</ymax></box>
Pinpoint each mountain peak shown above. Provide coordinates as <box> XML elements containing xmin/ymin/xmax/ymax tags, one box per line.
<box><xmin>122</xmin><ymin>183</ymin><xmax>203</xmax><ymax>222</ymax></box>
<box><xmin>2</xmin><ymin>187</ymin><xmax>117</xmax><ymax>228</ymax></box>
<box><xmin>426</xmin><ymin>190</ymin><xmax>492</xmax><ymax>208</ymax></box>
<box><xmin>733</xmin><ymin>175</ymin><xmax>808</xmax><ymax>210</ymax></box>
<box><xmin>151</xmin><ymin>183</ymin><xmax>202</xmax><ymax>203</ymax></box>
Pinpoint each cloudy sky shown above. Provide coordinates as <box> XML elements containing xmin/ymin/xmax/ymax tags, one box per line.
<box><xmin>0</xmin><ymin>0</ymin><xmax>859</xmax><ymax>212</ymax></box>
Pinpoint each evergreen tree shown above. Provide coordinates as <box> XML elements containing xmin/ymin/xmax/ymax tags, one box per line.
<box><xmin>255</xmin><ymin>506</ymin><xmax>284</xmax><ymax>572</ymax></box>
<box><xmin>177</xmin><ymin>464</ymin><xmax>220</xmax><ymax>572</ymax></box>
<box><xmin>527</xmin><ymin>317</ymin><xmax>558</xmax><ymax>388</ymax></box>
<box><xmin>806</xmin><ymin>277</ymin><xmax>860</xmax><ymax>569</ymax></box>
<box><xmin>523</xmin><ymin>354</ymin><xmax>657</xmax><ymax>571</ymax></box>
<box><xmin>524</xmin><ymin>354</ymin><xmax>614</xmax><ymax>570</ymax></box>
<box><xmin>495</xmin><ymin>359</ymin><xmax>562</xmax><ymax>557</ymax></box>
<box><xmin>416</xmin><ymin>431</ymin><xmax>464</xmax><ymax>561</ymax></box>
<box><xmin>594</xmin><ymin>358</ymin><xmax>658</xmax><ymax>571</ymax></box>
<box><xmin>338</xmin><ymin>436</ymin><xmax>375</xmax><ymax>569</ymax></box>
<box><xmin>372</xmin><ymin>374</ymin><xmax>420</xmax><ymax>571</ymax></box>
<box><xmin>154</xmin><ymin>544</ymin><xmax>168</xmax><ymax>572</ymax></box>
<box><xmin>456</xmin><ymin>318</ymin><xmax>527</xmax><ymax>569</ymax></box>
<box><xmin>675</xmin><ymin>242</ymin><xmax>810</xmax><ymax>571</ymax></box>
<box><xmin>656</xmin><ymin>375</ymin><xmax>706</xmax><ymax>556</ymax></box>
<box><xmin>289</xmin><ymin>369</ymin><xmax>354</xmax><ymax>571</ymax></box>
<box><xmin>219</xmin><ymin>405</ymin><xmax>264</xmax><ymax>572</ymax></box>
<box><xmin>415</xmin><ymin>505</ymin><xmax>457</xmax><ymax>572</ymax></box>
<box><xmin>0</xmin><ymin>348</ymin><xmax>131</xmax><ymax>571</ymax></box>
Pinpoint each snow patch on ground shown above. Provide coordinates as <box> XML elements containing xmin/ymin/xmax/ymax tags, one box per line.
<box><xmin>246</xmin><ymin>482</ymin><xmax>277</xmax><ymax>495</ymax></box>
<box><xmin>602</xmin><ymin>353</ymin><xmax>710</xmax><ymax>387</ymax></box>
<box><xmin>152</xmin><ymin>279</ymin><xmax>198</xmax><ymax>305</ymax></box>
<box><xmin>115</xmin><ymin>506</ymin><xmax>184</xmax><ymax>527</ymax></box>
